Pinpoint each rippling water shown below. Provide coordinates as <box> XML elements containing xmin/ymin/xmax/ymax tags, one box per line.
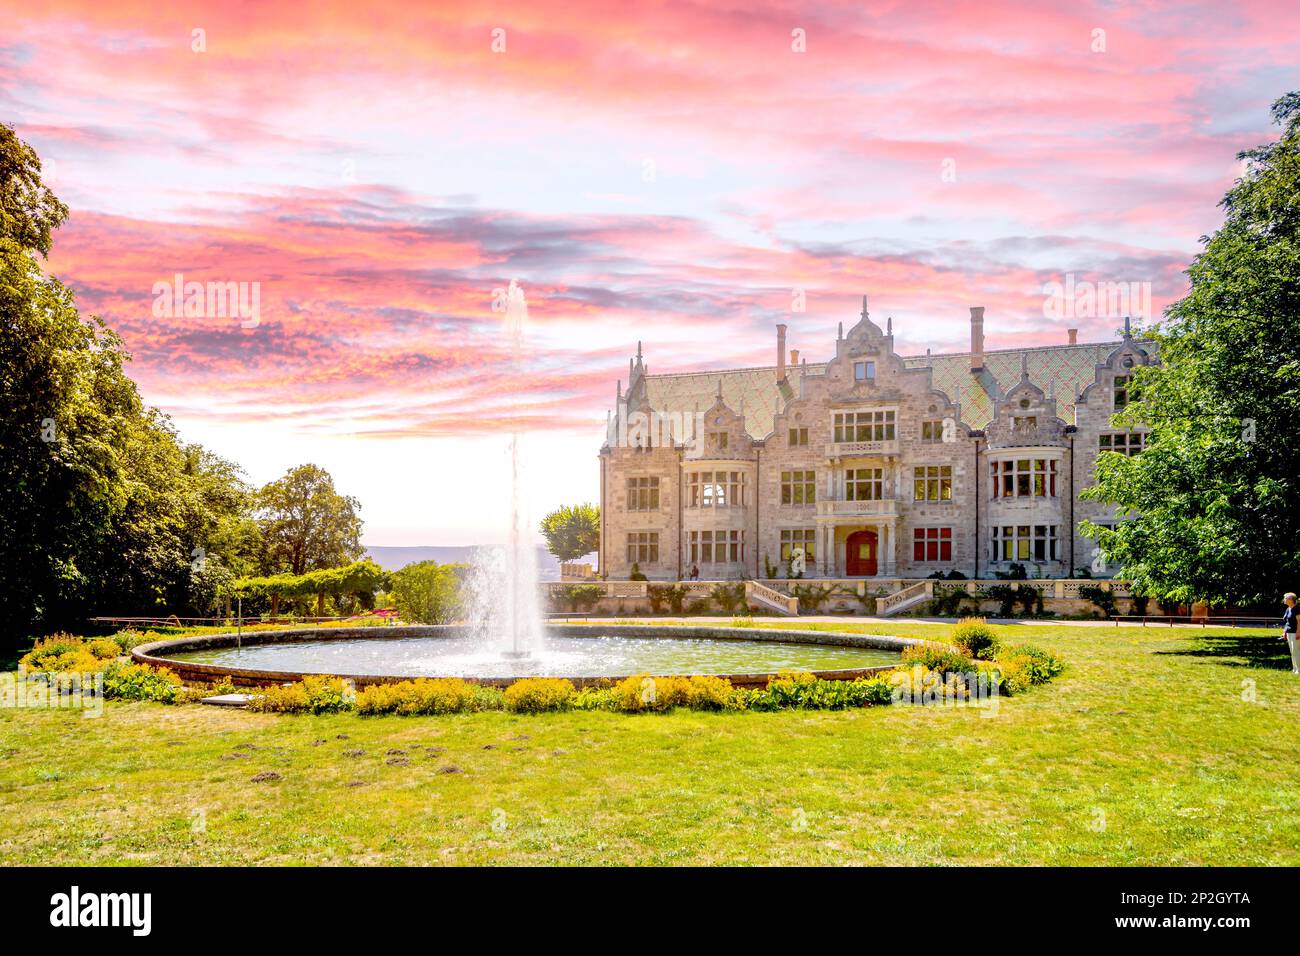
<box><xmin>166</xmin><ymin>634</ymin><xmax>899</xmax><ymax>678</ymax></box>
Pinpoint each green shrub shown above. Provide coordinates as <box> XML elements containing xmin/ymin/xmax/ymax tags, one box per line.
<box><xmin>571</xmin><ymin>685</ymin><xmax>616</xmax><ymax>711</ymax></box>
<box><xmin>101</xmin><ymin>661</ymin><xmax>184</xmax><ymax>703</ymax></box>
<box><xmin>1079</xmin><ymin>584</ymin><xmax>1118</xmax><ymax>618</ymax></box>
<box><xmin>111</xmin><ymin>629</ymin><xmax>156</xmax><ymax>653</ymax></box>
<box><xmin>709</xmin><ymin>583</ymin><xmax>746</xmax><ymax>614</ymax></box>
<box><xmin>355</xmin><ymin>677</ymin><xmax>493</xmax><ymax>715</ymax></box>
<box><xmin>888</xmin><ymin>664</ymin><xmax>973</xmax><ymax>702</ymax></box>
<box><xmin>1001</xmin><ymin>644</ymin><xmax>1065</xmax><ymax>685</ymax></box>
<box><xmin>246</xmin><ymin>682</ymin><xmax>309</xmax><ymax>713</ymax></box>
<box><xmin>504</xmin><ymin>677</ymin><xmax>576</xmax><ymax>713</ymax></box>
<box><xmin>748</xmin><ymin>671</ymin><xmax>893</xmax><ymax>710</ymax></box>
<box><xmin>20</xmin><ymin>635</ymin><xmax>108</xmax><ymax>674</ymax></box>
<box><xmin>301</xmin><ymin>675</ymin><xmax>352</xmax><ymax>714</ymax></box>
<box><xmin>86</xmin><ymin>638</ymin><xmax>122</xmax><ymax>660</ymax></box>
<box><xmin>950</xmin><ymin>618</ymin><xmax>1000</xmax><ymax>660</ymax></box>
<box><xmin>682</xmin><ymin>675</ymin><xmax>743</xmax><ymax>711</ymax></box>
<box><xmin>560</xmin><ymin>584</ymin><xmax>605</xmax><ymax>613</ymax></box>
<box><xmin>180</xmin><ymin>677</ymin><xmax>238</xmax><ymax>703</ymax></box>
<box><xmin>900</xmin><ymin>642</ymin><xmax>976</xmax><ymax>675</ymax></box>
<box><xmin>602</xmin><ymin>674</ymin><xmax>745</xmax><ymax>712</ymax></box>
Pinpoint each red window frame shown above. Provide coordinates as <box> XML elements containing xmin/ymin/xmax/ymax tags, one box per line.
<box><xmin>913</xmin><ymin>527</ymin><xmax>953</xmax><ymax>562</ymax></box>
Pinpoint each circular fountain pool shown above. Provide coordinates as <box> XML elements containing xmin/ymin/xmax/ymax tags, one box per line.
<box><xmin>134</xmin><ymin>624</ymin><xmax>916</xmax><ymax>688</ymax></box>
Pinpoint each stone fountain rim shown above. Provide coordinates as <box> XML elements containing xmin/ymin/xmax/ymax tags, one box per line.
<box><xmin>131</xmin><ymin>623</ymin><xmax>923</xmax><ymax>689</ymax></box>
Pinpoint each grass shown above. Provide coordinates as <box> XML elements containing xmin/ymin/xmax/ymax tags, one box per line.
<box><xmin>1</xmin><ymin>621</ymin><xmax>1297</xmax><ymax>865</ymax></box>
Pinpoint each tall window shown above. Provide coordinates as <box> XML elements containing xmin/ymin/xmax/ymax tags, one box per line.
<box><xmin>853</xmin><ymin>360</ymin><xmax>876</xmax><ymax>381</ymax></box>
<box><xmin>626</xmin><ymin>532</ymin><xmax>659</xmax><ymax>564</ymax></box>
<box><xmin>708</xmin><ymin>431</ymin><xmax>730</xmax><ymax>452</ymax></box>
<box><xmin>991</xmin><ymin>459</ymin><xmax>1057</xmax><ymax>497</ymax></box>
<box><xmin>1099</xmin><ymin>432</ymin><xmax>1145</xmax><ymax>455</ymax></box>
<box><xmin>688</xmin><ymin>471</ymin><xmax>746</xmax><ymax>508</ymax></box>
<box><xmin>913</xmin><ymin>465</ymin><xmax>953</xmax><ymax>501</ymax></box>
<box><xmin>690</xmin><ymin>530</ymin><xmax>744</xmax><ymax>564</ymax></box>
<box><xmin>780</xmin><ymin>470</ymin><xmax>816</xmax><ymax>505</ymax></box>
<box><xmin>788</xmin><ymin>426</ymin><xmax>809</xmax><ymax>447</ymax></box>
<box><xmin>921</xmin><ymin>420</ymin><xmax>945</xmax><ymax>442</ymax></box>
<box><xmin>780</xmin><ymin>529</ymin><xmax>817</xmax><ymax>562</ymax></box>
<box><xmin>913</xmin><ymin>527</ymin><xmax>953</xmax><ymax>562</ymax></box>
<box><xmin>1012</xmin><ymin>415</ymin><xmax>1038</xmax><ymax>434</ymax></box>
<box><xmin>845</xmin><ymin>467</ymin><xmax>884</xmax><ymax>501</ymax></box>
<box><xmin>626</xmin><ymin>476</ymin><xmax>660</xmax><ymax>511</ymax></box>
<box><xmin>992</xmin><ymin>525</ymin><xmax>1057</xmax><ymax>562</ymax></box>
<box><xmin>833</xmin><ymin>410</ymin><xmax>895</xmax><ymax>443</ymax></box>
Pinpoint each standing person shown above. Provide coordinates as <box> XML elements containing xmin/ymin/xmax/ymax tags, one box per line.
<box><xmin>690</xmin><ymin>564</ymin><xmax>699</xmax><ymax>581</ymax></box>
<box><xmin>1283</xmin><ymin>593</ymin><xmax>1300</xmax><ymax>674</ymax></box>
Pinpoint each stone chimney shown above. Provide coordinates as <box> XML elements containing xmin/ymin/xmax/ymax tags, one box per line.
<box><xmin>789</xmin><ymin>349</ymin><xmax>800</xmax><ymax>367</ymax></box>
<box><xmin>1067</xmin><ymin>328</ymin><xmax>1078</xmax><ymax>345</ymax></box>
<box><xmin>969</xmin><ymin>307</ymin><xmax>985</xmax><ymax>372</ymax></box>
<box><xmin>777</xmin><ymin>323</ymin><xmax>788</xmax><ymax>379</ymax></box>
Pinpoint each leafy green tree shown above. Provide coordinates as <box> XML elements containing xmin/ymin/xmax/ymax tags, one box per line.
<box><xmin>256</xmin><ymin>464</ymin><xmax>363</xmax><ymax>575</ymax></box>
<box><xmin>0</xmin><ymin>127</ymin><xmax>263</xmax><ymax>654</ymax></box>
<box><xmin>1083</xmin><ymin>92</ymin><xmax>1300</xmax><ymax>606</ymax></box>
<box><xmin>0</xmin><ymin>122</ymin><xmax>68</xmax><ymax>258</ymax></box>
<box><xmin>388</xmin><ymin>560</ymin><xmax>462</xmax><ymax>624</ymax></box>
<box><xmin>539</xmin><ymin>503</ymin><xmax>599</xmax><ymax>562</ymax></box>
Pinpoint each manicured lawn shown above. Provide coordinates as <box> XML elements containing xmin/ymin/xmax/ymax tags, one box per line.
<box><xmin>1</xmin><ymin>621</ymin><xmax>1297</xmax><ymax>865</ymax></box>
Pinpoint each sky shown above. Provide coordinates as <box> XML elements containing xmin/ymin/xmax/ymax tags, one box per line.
<box><xmin>2</xmin><ymin>0</ymin><xmax>1296</xmax><ymax>545</ymax></box>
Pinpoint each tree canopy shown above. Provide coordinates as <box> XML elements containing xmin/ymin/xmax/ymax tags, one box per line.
<box><xmin>387</xmin><ymin>560</ymin><xmax>464</xmax><ymax>625</ymax></box>
<box><xmin>256</xmin><ymin>464</ymin><xmax>364</xmax><ymax>575</ymax></box>
<box><xmin>539</xmin><ymin>503</ymin><xmax>600</xmax><ymax>562</ymax></box>
<box><xmin>0</xmin><ymin>122</ymin><xmax>68</xmax><ymax>258</ymax></box>
<box><xmin>0</xmin><ymin>127</ymin><xmax>364</xmax><ymax>655</ymax></box>
<box><xmin>1083</xmin><ymin>92</ymin><xmax>1300</xmax><ymax>606</ymax></box>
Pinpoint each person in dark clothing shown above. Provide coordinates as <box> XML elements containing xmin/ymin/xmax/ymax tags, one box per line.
<box><xmin>1283</xmin><ymin>593</ymin><xmax>1299</xmax><ymax>674</ymax></box>
<box><xmin>689</xmin><ymin>565</ymin><xmax>699</xmax><ymax>581</ymax></box>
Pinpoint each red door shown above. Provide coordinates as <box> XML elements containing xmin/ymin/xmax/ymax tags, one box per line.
<box><xmin>845</xmin><ymin>530</ymin><xmax>878</xmax><ymax>576</ymax></box>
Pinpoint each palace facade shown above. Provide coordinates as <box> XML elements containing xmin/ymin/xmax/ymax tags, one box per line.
<box><xmin>598</xmin><ymin>297</ymin><xmax>1153</xmax><ymax>581</ymax></box>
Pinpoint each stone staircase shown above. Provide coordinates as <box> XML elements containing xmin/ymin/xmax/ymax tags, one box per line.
<box><xmin>877</xmin><ymin>580</ymin><xmax>934</xmax><ymax>617</ymax></box>
<box><xmin>745</xmin><ymin>581</ymin><xmax>799</xmax><ymax>616</ymax></box>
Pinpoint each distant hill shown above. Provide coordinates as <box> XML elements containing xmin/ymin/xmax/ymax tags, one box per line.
<box><xmin>363</xmin><ymin>545</ymin><xmax>593</xmax><ymax>581</ymax></box>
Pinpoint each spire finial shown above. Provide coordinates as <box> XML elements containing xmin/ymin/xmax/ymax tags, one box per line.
<box><xmin>1020</xmin><ymin>352</ymin><xmax>1029</xmax><ymax>378</ymax></box>
<box><xmin>837</xmin><ymin>321</ymin><xmax>844</xmax><ymax>340</ymax></box>
<box><xmin>886</xmin><ymin>315</ymin><xmax>893</xmax><ymax>335</ymax></box>
<box><xmin>717</xmin><ymin>378</ymin><xmax>723</xmax><ymax>399</ymax></box>
<box><xmin>861</xmin><ymin>294</ymin><xmax>868</xmax><ymax>319</ymax></box>
<box><xmin>1123</xmin><ymin>315</ymin><xmax>1132</xmax><ymax>338</ymax></box>
<box><xmin>637</xmin><ymin>340</ymin><xmax>643</xmax><ymax>360</ymax></box>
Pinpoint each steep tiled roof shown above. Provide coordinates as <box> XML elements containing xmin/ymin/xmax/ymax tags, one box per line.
<box><xmin>638</xmin><ymin>339</ymin><xmax>1150</xmax><ymax>440</ymax></box>
<box><xmin>903</xmin><ymin>342</ymin><xmax>1133</xmax><ymax>428</ymax></box>
<box><xmin>642</xmin><ymin>364</ymin><xmax>819</xmax><ymax>441</ymax></box>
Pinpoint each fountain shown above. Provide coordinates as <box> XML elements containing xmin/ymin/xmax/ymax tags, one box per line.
<box><xmin>463</xmin><ymin>279</ymin><xmax>545</xmax><ymax>661</ymax></box>
<box><xmin>134</xmin><ymin>278</ymin><xmax>918</xmax><ymax>687</ymax></box>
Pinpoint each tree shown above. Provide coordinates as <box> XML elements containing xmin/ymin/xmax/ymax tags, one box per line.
<box><xmin>0</xmin><ymin>122</ymin><xmax>68</xmax><ymax>258</ymax></box>
<box><xmin>1083</xmin><ymin>92</ymin><xmax>1300</xmax><ymax>606</ymax></box>
<box><xmin>388</xmin><ymin>561</ymin><xmax>462</xmax><ymax>624</ymax></box>
<box><xmin>538</xmin><ymin>503</ymin><xmax>599</xmax><ymax>562</ymax></box>
<box><xmin>256</xmin><ymin>464</ymin><xmax>363</xmax><ymax>575</ymax></box>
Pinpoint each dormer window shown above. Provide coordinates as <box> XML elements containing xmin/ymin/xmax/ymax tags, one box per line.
<box><xmin>854</xmin><ymin>361</ymin><xmax>876</xmax><ymax>382</ymax></box>
<box><xmin>1114</xmin><ymin>375</ymin><xmax>1134</xmax><ymax>409</ymax></box>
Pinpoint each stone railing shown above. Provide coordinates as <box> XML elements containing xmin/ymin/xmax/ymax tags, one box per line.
<box><xmin>815</xmin><ymin>498</ymin><xmax>899</xmax><ymax>518</ymax></box>
<box><xmin>825</xmin><ymin>438</ymin><xmax>900</xmax><ymax>458</ymax></box>
<box><xmin>745</xmin><ymin>581</ymin><xmax>799</xmax><ymax>616</ymax></box>
<box><xmin>878</xmin><ymin>580</ymin><xmax>933</xmax><ymax>615</ymax></box>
